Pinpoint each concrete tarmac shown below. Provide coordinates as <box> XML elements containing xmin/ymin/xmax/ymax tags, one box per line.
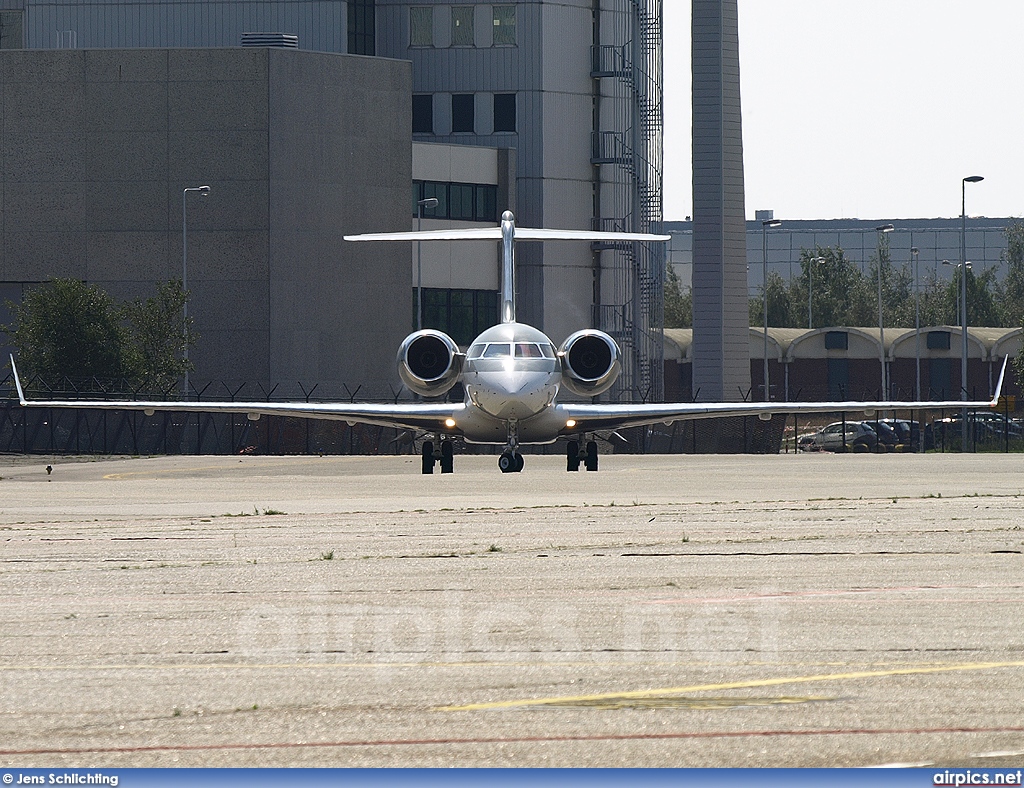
<box><xmin>1</xmin><ymin>452</ymin><xmax>1023</xmax><ymax>768</ymax></box>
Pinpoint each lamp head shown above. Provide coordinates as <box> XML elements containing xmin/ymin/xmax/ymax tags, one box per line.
<box><xmin>964</xmin><ymin>175</ymin><xmax>984</xmax><ymax>184</ymax></box>
<box><xmin>199</xmin><ymin>185</ymin><xmax>211</xmax><ymax>196</ymax></box>
<box><xmin>876</xmin><ymin>224</ymin><xmax>894</xmax><ymax>233</ymax></box>
<box><xmin>762</xmin><ymin>219</ymin><xmax>782</xmax><ymax>228</ymax></box>
<box><xmin>418</xmin><ymin>197</ymin><xmax>439</xmax><ymax>209</ymax></box>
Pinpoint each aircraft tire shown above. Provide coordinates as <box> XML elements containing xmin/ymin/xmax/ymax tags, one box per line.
<box><xmin>440</xmin><ymin>440</ymin><xmax>454</xmax><ymax>473</ymax></box>
<box><xmin>566</xmin><ymin>440</ymin><xmax>581</xmax><ymax>472</ymax></box>
<box><xmin>514</xmin><ymin>453</ymin><xmax>524</xmax><ymax>472</ymax></box>
<box><xmin>421</xmin><ymin>440</ymin><xmax>435</xmax><ymax>474</ymax></box>
<box><xmin>585</xmin><ymin>440</ymin><xmax>598</xmax><ymax>471</ymax></box>
<box><xmin>498</xmin><ymin>451</ymin><xmax>516</xmax><ymax>473</ymax></box>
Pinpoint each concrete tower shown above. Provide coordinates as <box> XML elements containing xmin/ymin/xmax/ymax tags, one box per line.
<box><xmin>691</xmin><ymin>0</ymin><xmax>748</xmax><ymax>401</ymax></box>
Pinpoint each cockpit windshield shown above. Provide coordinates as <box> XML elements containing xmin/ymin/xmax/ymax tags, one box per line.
<box><xmin>482</xmin><ymin>343</ymin><xmax>512</xmax><ymax>358</ymax></box>
<box><xmin>470</xmin><ymin>341</ymin><xmax>555</xmax><ymax>360</ymax></box>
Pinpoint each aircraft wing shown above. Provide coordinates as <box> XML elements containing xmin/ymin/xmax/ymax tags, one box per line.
<box><xmin>557</xmin><ymin>357</ymin><xmax>1009</xmax><ymax>434</ymax></box>
<box><xmin>9</xmin><ymin>356</ymin><xmax>460</xmax><ymax>433</ymax></box>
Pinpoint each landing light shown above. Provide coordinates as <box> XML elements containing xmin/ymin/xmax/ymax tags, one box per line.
<box><xmin>444</xmin><ymin>418</ymin><xmax>457</xmax><ymax>428</ymax></box>
<box><xmin>565</xmin><ymin>419</ymin><xmax>577</xmax><ymax>428</ymax></box>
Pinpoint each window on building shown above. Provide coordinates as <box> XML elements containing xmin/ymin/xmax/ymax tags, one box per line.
<box><xmin>418</xmin><ymin>288</ymin><xmax>499</xmax><ymax>345</ymax></box>
<box><xmin>412</xmin><ymin>94</ymin><xmax>433</xmax><ymax>134</ymax></box>
<box><xmin>414</xmin><ymin>182</ymin><xmax>498</xmax><ymax>222</ymax></box>
<box><xmin>347</xmin><ymin>0</ymin><xmax>375</xmax><ymax>55</ymax></box>
<box><xmin>493</xmin><ymin>93</ymin><xmax>516</xmax><ymax>133</ymax></box>
<box><xmin>492</xmin><ymin>6</ymin><xmax>516</xmax><ymax>46</ymax></box>
<box><xmin>420</xmin><ymin>182</ymin><xmax>447</xmax><ymax>217</ymax></box>
<box><xmin>927</xmin><ymin>330</ymin><xmax>951</xmax><ymax>350</ymax></box>
<box><xmin>451</xmin><ymin>6</ymin><xmax>475</xmax><ymax>46</ymax></box>
<box><xmin>824</xmin><ymin>331</ymin><xmax>848</xmax><ymax>350</ymax></box>
<box><xmin>452</xmin><ymin>93</ymin><xmax>475</xmax><ymax>133</ymax></box>
<box><xmin>449</xmin><ymin>183</ymin><xmax>475</xmax><ymax>221</ymax></box>
<box><xmin>410</xmin><ymin>6</ymin><xmax>433</xmax><ymax>47</ymax></box>
<box><xmin>476</xmin><ymin>183</ymin><xmax>497</xmax><ymax>221</ymax></box>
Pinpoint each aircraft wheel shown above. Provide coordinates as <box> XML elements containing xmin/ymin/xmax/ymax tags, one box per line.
<box><xmin>440</xmin><ymin>440</ymin><xmax>454</xmax><ymax>474</ymax></box>
<box><xmin>421</xmin><ymin>440</ymin><xmax>435</xmax><ymax>474</ymax></box>
<box><xmin>585</xmin><ymin>440</ymin><xmax>599</xmax><ymax>472</ymax></box>
<box><xmin>566</xmin><ymin>440</ymin><xmax>580</xmax><ymax>472</ymax></box>
<box><xmin>514</xmin><ymin>453</ymin><xmax>525</xmax><ymax>472</ymax></box>
<box><xmin>498</xmin><ymin>451</ymin><xmax>517</xmax><ymax>473</ymax></box>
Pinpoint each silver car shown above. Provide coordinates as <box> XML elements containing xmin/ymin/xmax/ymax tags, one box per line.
<box><xmin>804</xmin><ymin>421</ymin><xmax>878</xmax><ymax>452</ymax></box>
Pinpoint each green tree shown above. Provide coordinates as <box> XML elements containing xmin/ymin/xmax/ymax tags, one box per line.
<box><xmin>664</xmin><ymin>263</ymin><xmax>692</xmax><ymax>328</ymax></box>
<box><xmin>3</xmin><ymin>277</ymin><xmax>194</xmax><ymax>392</ymax></box>
<box><xmin>2</xmin><ymin>278</ymin><xmax>129</xmax><ymax>381</ymax></box>
<box><xmin>121</xmin><ymin>279</ymin><xmax>195</xmax><ymax>393</ymax></box>
<box><xmin>750</xmin><ymin>270</ymin><xmax>791</xmax><ymax>327</ymax></box>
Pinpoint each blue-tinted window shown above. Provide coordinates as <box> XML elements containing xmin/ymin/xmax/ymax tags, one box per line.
<box><xmin>824</xmin><ymin>331</ymin><xmax>848</xmax><ymax>350</ymax></box>
<box><xmin>452</xmin><ymin>94</ymin><xmax>475</xmax><ymax>133</ymax></box>
<box><xmin>412</xmin><ymin>94</ymin><xmax>433</xmax><ymax>134</ymax></box>
<box><xmin>416</xmin><ymin>288</ymin><xmax>498</xmax><ymax>345</ymax></box>
<box><xmin>493</xmin><ymin>93</ymin><xmax>516</xmax><ymax>133</ymax></box>
<box><xmin>413</xmin><ymin>181</ymin><xmax>498</xmax><ymax>222</ymax></box>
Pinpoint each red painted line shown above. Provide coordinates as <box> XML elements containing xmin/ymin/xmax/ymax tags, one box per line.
<box><xmin>3</xmin><ymin>725</ymin><xmax>1024</xmax><ymax>756</ymax></box>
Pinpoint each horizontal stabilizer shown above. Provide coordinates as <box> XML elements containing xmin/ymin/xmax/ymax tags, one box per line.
<box><xmin>344</xmin><ymin>227</ymin><xmax>670</xmax><ymax>242</ymax></box>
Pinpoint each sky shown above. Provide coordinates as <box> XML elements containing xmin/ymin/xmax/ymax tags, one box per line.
<box><xmin>662</xmin><ymin>1</ymin><xmax>1024</xmax><ymax>222</ymax></box>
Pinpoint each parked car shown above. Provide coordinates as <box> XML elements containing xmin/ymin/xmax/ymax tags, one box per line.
<box><xmin>801</xmin><ymin>421</ymin><xmax>878</xmax><ymax>452</ymax></box>
<box><xmin>878</xmin><ymin>419</ymin><xmax>922</xmax><ymax>451</ymax></box>
<box><xmin>862</xmin><ymin>420</ymin><xmax>900</xmax><ymax>452</ymax></box>
<box><xmin>930</xmin><ymin>412</ymin><xmax>1024</xmax><ymax>446</ymax></box>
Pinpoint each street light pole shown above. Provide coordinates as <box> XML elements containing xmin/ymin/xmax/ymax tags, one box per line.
<box><xmin>416</xmin><ymin>197</ymin><xmax>439</xmax><ymax>331</ymax></box>
<box><xmin>875</xmin><ymin>224</ymin><xmax>894</xmax><ymax>397</ymax></box>
<box><xmin>762</xmin><ymin>218</ymin><xmax>782</xmax><ymax>401</ymax></box>
<box><xmin>182</xmin><ymin>185</ymin><xmax>210</xmax><ymax>398</ymax></box>
<box><xmin>808</xmin><ymin>256</ymin><xmax>824</xmax><ymax>329</ymax></box>
<box><xmin>912</xmin><ymin>246</ymin><xmax>920</xmax><ymax>402</ymax></box>
<box><xmin>961</xmin><ymin>175</ymin><xmax>983</xmax><ymax>449</ymax></box>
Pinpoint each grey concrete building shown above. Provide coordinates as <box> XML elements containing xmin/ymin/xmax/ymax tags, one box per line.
<box><xmin>0</xmin><ymin>46</ymin><xmax>412</xmax><ymax>397</ymax></box>
<box><xmin>690</xmin><ymin>0</ymin><xmax>748</xmax><ymax>402</ymax></box>
<box><xmin>667</xmin><ymin>217</ymin><xmax>1016</xmax><ymax>297</ymax></box>
<box><xmin>1</xmin><ymin>0</ymin><xmax>669</xmax><ymax>404</ymax></box>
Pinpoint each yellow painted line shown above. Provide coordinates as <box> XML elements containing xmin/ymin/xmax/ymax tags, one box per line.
<box><xmin>438</xmin><ymin>660</ymin><xmax>1024</xmax><ymax>711</ymax></box>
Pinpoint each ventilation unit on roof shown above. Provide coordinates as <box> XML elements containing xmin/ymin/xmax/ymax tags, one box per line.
<box><xmin>241</xmin><ymin>33</ymin><xmax>298</xmax><ymax>48</ymax></box>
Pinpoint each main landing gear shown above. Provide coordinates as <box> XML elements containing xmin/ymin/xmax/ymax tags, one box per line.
<box><xmin>421</xmin><ymin>439</ymin><xmax>454</xmax><ymax>474</ymax></box>
<box><xmin>566</xmin><ymin>438</ymin><xmax>599</xmax><ymax>472</ymax></box>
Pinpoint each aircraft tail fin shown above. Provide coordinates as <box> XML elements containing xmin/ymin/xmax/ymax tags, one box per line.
<box><xmin>344</xmin><ymin>212</ymin><xmax>670</xmax><ymax>326</ymax></box>
<box><xmin>990</xmin><ymin>355</ymin><xmax>1010</xmax><ymax>407</ymax></box>
<box><xmin>9</xmin><ymin>354</ymin><xmax>27</xmax><ymax>406</ymax></box>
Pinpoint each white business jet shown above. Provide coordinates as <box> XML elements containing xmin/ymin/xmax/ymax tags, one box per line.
<box><xmin>9</xmin><ymin>211</ymin><xmax>1007</xmax><ymax>473</ymax></box>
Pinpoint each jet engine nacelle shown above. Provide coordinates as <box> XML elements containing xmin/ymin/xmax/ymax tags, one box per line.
<box><xmin>558</xmin><ymin>329</ymin><xmax>621</xmax><ymax>397</ymax></box>
<box><xmin>397</xmin><ymin>329</ymin><xmax>464</xmax><ymax>397</ymax></box>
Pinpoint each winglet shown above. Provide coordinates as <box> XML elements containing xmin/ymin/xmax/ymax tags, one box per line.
<box><xmin>9</xmin><ymin>354</ymin><xmax>27</xmax><ymax>406</ymax></box>
<box><xmin>990</xmin><ymin>355</ymin><xmax>1010</xmax><ymax>408</ymax></box>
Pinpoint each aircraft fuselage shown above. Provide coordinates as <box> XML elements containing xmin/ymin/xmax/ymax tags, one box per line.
<box><xmin>457</xmin><ymin>321</ymin><xmax>566</xmax><ymax>444</ymax></box>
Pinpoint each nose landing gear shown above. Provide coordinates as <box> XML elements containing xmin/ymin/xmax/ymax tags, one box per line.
<box><xmin>499</xmin><ymin>419</ymin><xmax>525</xmax><ymax>473</ymax></box>
<box><xmin>498</xmin><ymin>450</ymin><xmax>524</xmax><ymax>473</ymax></box>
